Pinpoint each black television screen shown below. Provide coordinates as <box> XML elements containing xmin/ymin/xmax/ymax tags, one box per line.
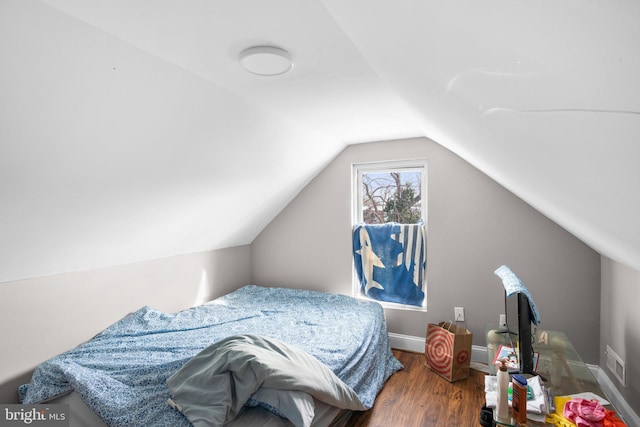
<box><xmin>494</xmin><ymin>265</ymin><xmax>541</xmax><ymax>375</ymax></box>
<box><xmin>517</xmin><ymin>292</ymin><xmax>535</xmax><ymax>374</ymax></box>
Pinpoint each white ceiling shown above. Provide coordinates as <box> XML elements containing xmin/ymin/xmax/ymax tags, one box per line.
<box><xmin>1</xmin><ymin>0</ymin><xmax>639</xmax><ymax>283</ymax></box>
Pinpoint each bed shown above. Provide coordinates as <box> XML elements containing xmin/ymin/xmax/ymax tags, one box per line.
<box><xmin>19</xmin><ymin>285</ymin><xmax>403</xmax><ymax>426</ymax></box>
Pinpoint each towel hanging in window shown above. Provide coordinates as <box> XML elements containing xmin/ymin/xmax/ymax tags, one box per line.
<box><xmin>352</xmin><ymin>222</ymin><xmax>426</xmax><ymax>307</ymax></box>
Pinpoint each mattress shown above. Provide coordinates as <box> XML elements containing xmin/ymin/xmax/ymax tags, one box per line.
<box><xmin>20</xmin><ymin>285</ymin><xmax>402</xmax><ymax>426</ymax></box>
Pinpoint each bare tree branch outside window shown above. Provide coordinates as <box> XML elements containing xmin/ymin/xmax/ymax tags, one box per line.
<box><xmin>361</xmin><ymin>171</ymin><xmax>422</xmax><ymax>224</ymax></box>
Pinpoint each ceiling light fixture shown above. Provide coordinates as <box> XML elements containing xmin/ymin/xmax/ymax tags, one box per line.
<box><xmin>239</xmin><ymin>46</ymin><xmax>293</xmax><ymax>76</ymax></box>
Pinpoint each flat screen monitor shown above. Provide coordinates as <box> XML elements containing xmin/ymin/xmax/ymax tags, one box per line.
<box><xmin>495</xmin><ymin>265</ymin><xmax>540</xmax><ymax>375</ymax></box>
<box><xmin>517</xmin><ymin>292</ymin><xmax>535</xmax><ymax>374</ymax></box>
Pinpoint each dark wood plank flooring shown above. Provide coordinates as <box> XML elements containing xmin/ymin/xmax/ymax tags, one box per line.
<box><xmin>346</xmin><ymin>349</ymin><xmax>486</xmax><ymax>426</ymax></box>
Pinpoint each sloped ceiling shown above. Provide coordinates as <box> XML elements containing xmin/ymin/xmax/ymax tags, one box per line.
<box><xmin>1</xmin><ymin>0</ymin><xmax>638</xmax><ymax>283</ymax></box>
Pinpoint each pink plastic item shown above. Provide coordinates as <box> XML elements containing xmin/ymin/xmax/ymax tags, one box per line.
<box><xmin>564</xmin><ymin>398</ymin><xmax>606</xmax><ymax>427</ymax></box>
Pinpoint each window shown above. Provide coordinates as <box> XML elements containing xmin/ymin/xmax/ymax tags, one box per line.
<box><xmin>352</xmin><ymin>160</ymin><xmax>427</xmax><ymax>310</ymax></box>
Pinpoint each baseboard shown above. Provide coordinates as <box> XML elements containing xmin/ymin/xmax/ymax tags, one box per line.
<box><xmin>389</xmin><ymin>333</ymin><xmax>639</xmax><ymax>427</ymax></box>
<box><xmin>388</xmin><ymin>332</ymin><xmax>425</xmax><ymax>353</ymax></box>
<box><xmin>388</xmin><ymin>332</ymin><xmax>487</xmax><ymax>362</ymax></box>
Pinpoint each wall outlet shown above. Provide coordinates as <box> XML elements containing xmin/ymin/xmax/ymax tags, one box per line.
<box><xmin>454</xmin><ymin>307</ymin><xmax>465</xmax><ymax>322</ymax></box>
<box><xmin>606</xmin><ymin>345</ymin><xmax>626</xmax><ymax>386</ymax></box>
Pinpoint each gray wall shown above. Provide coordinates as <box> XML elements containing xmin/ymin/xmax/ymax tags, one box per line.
<box><xmin>0</xmin><ymin>245</ymin><xmax>251</xmax><ymax>403</ymax></box>
<box><xmin>251</xmin><ymin>137</ymin><xmax>601</xmax><ymax>363</ymax></box>
<box><xmin>601</xmin><ymin>257</ymin><xmax>640</xmax><ymax>416</ymax></box>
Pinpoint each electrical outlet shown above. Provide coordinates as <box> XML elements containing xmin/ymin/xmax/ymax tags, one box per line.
<box><xmin>454</xmin><ymin>307</ymin><xmax>465</xmax><ymax>322</ymax></box>
<box><xmin>606</xmin><ymin>345</ymin><xmax>626</xmax><ymax>386</ymax></box>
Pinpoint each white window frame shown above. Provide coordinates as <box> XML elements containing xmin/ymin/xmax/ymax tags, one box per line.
<box><xmin>351</xmin><ymin>159</ymin><xmax>428</xmax><ymax>311</ymax></box>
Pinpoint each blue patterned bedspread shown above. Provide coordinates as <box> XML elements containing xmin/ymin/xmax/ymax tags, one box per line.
<box><xmin>19</xmin><ymin>286</ymin><xmax>402</xmax><ymax>426</ymax></box>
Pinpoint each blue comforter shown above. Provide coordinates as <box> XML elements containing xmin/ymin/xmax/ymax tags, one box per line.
<box><xmin>19</xmin><ymin>285</ymin><xmax>402</xmax><ymax>426</ymax></box>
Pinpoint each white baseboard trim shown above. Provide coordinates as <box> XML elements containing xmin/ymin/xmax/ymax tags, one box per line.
<box><xmin>388</xmin><ymin>333</ymin><xmax>639</xmax><ymax>427</ymax></box>
<box><xmin>388</xmin><ymin>332</ymin><xmax>425</xmax><ymax>353</ymax></box>
<box><xmin>388</xmin><ymin>332</ymin><xmax>487</xmax><ymax>362</ymax></box>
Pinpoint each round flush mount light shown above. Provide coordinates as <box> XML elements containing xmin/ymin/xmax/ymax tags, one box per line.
<box><xmin>239</xmin><ymin>46</ymin><xmax>293</xmax><ymax>76</ymax></box>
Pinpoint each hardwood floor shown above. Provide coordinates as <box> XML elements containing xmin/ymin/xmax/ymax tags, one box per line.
<box><xmin>346</xmin><ymin>349</ymin><xmax>487</xmax><ymax>427</ymax></box>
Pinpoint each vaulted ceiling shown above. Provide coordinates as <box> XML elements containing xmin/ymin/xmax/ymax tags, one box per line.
<box><xmin>1</xmin><ymin>0</ymin><xmax>639</xmax><ymax>283</ymax></box>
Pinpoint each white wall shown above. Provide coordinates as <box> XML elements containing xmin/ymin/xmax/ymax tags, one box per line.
<box><xmin>0</xmin><ymin>1</ymin><xmax>331</xmax><ymax>285</ymax></box>
<box><xmin>0</xmin><ymin>245</ymin><xmax>251</xmax><ymax>403</ymax></box>
<box><xmin>251</xmin><ymin>137</ymin><xmax>602</xmax><ymax>363</ymax></box>
<box><xmin>601</xmin><ymin>257</ymin><xmax>640</xmax><ymax>417</ymax></box>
